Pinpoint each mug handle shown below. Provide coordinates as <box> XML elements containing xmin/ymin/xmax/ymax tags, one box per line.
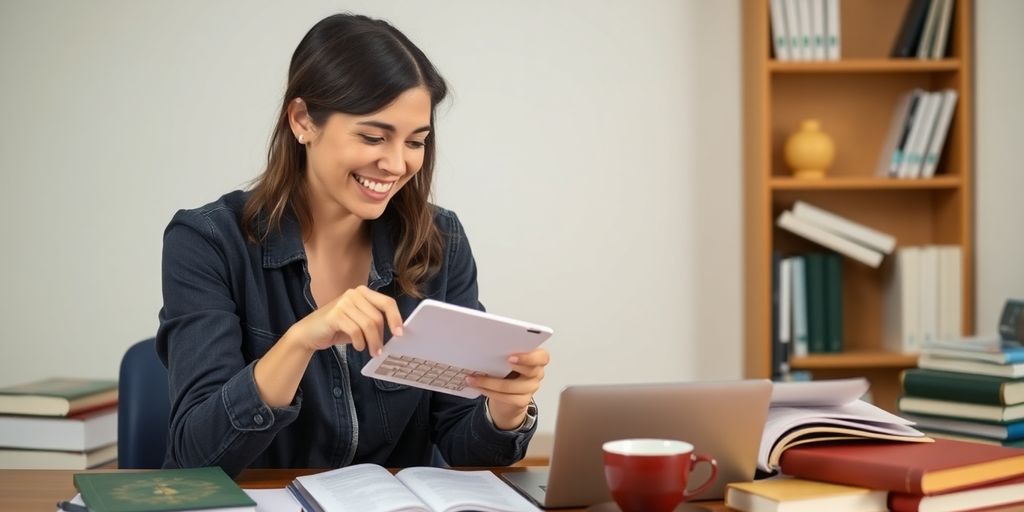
<box><xmin>682</xmin><ymin>453</ymin><xmax>718</xmax><ymax>499</ymax></box>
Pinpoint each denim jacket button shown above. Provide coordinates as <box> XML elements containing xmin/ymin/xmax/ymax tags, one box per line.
<box><xmin>253</xmin><ymin>413</ymin><xmax>264</xmax><ymax>425</ymax></box>
<box><xmin>333</xmin><ymin>387</ymin><xmax>343</xmax><ymax>398</ymax></box>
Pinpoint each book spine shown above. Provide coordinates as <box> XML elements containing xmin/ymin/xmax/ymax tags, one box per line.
<box><xmin>902</xmin><ymin>369</ymin><xmax>1009</xmax><ymax>405</ymax></box>
<box><xmin>825</xmin><ymin>0</ymin><xmax>840</xmax><ymax>60</ymax></box>
<box><xmin>824</xmin><ymin>253</ymin><xmax>843</xmax><ymax>353</ymax></box>
<box><xmin>779</xmin><ymin>450</ymin><xmax>924</xmax><ymax>493</ymax></box>
<box><xmin>770</xmin><ymin>0</ymin><xmax>792</xmax><ymax>61</ymax></box>
<box><xmin>891</xmin><ymin>0</ymin><xmax>932</xmax><ymax>58</ymax></box>
<box><xmin>807</xmin><ymin>253</ymin><xmax>827</xmax><ymax>354</ymax></box>
<box><xmin>917</xmin><ymin>0</ymin><xmax>943</xmax><ymax>59</ymax></box>
<box><xmin>792</xmin><ymin>256</ymin><xmax>810</xmax><ymax>357</ymax></box>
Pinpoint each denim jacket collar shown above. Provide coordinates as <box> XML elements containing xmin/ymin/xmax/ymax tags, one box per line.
<box><xmin>259</xmin><ymin>206</ymin><xmax>396</xmax><ymax>288</ymax></box>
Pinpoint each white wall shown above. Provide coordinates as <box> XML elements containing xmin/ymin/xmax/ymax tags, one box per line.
<box><xmin>0</xmin><ymin>0</ymin><xmax>1020</xmax><ymax>446</ymax></box>
<box><xmin>976</xmin><ymin>0</ymin><xmax>1024</xmax><ymax>333</ymax></box>
<box><xmin>0</xmin><ymin>0</ymin><xmax>743</xmax><ymax>440</ymax></box>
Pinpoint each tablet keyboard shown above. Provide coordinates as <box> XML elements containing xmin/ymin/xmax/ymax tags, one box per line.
<box><xmin>373</xmin><ymin>355</ymin><xmax>486</xmax><ymax>392</ymax></box>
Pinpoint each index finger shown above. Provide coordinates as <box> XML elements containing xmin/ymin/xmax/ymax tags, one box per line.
<box><xmin>507</xmin><ymin>348</ymin><xmax>550</xmax><ymax>366</ymax></box>
<box><xmin>358</xmin><ymin>286</ymin><xmax>405</xmax><ymax>336</ymax></box>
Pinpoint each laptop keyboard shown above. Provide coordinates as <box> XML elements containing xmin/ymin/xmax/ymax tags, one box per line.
<box><xmin>373</xmin><ymin>355</ymin><xmax>485</xmax><ymax>392</ymax></box>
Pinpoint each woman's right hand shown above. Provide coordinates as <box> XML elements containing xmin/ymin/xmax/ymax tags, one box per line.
<box><xmin>290</xmin><ymin>285</ymin><xmax>405</xmax><ymax>356</ymax></box>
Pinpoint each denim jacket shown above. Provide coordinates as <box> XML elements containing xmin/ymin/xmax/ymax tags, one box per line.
<box><xmin>156</xmin><ymin>190</ymin><xmax>534</xmax><ymax>476</ymax></box>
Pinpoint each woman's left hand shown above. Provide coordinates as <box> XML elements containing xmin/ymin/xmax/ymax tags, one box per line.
<box><xmin>467</xmin><ymin>348</ymin><xmax>550</xmax><ymax>431</ymax></box>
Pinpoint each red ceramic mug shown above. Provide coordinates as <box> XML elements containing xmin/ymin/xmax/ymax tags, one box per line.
<box><xmin>602</xmin><ymin>438</ymin><xmax>718</xmax><ymax>512</ymax></box>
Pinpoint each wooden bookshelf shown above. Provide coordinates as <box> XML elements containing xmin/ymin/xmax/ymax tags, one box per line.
<box><xmin>742</xmin><ymin>0</ymin><xmax>974</xmax><ymax>413</ymax></box>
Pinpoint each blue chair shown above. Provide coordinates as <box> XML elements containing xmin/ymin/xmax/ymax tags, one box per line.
<box><xmin>117</xmin><ymin>338</ymin><xmax>169</xmax><ymax>469</ymax></box>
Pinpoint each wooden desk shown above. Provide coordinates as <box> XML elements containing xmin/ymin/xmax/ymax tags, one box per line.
<box><xmin>0</xmin><ymin>468</ymin><xmax>730</xmax><ymax>511</ymax></box>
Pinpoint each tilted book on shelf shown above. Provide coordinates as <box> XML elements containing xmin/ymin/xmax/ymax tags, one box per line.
<box><xmin>758</xmin><ymin>379</ymin><xmax>928</xmax><ymax>473</ymax></box>
<box><xmin>776</xmin><ymin>211</ymin><xmax>884</xmax><ymax>267</ymax></box>
<box><xmin>791</xmin><ymin>201</ymin><xmax>896</xmax><ymax>254</ymax></box>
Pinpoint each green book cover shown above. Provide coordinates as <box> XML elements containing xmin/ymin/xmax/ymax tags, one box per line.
<box><xmin>0</xmin><ymin>378</ymin><xmax>116</xmax><ymax>399</ymax></box>
<box><xmin>902</xmin><ymin>368</ymin><xmax>1024</xmax><ymax>405</ymax></box>
<box><xmin>823</xmin><ymin>253</ymin><xmax>843</xmax><ymax>354</ymax></box>
<box><xmin>806</xmin><ymin>253</ymin><xmax>826</xmax><ymax>354</ymax></box>
<box><xmin>74</xmin><ymin>467</ymin><xmax>255</xmax><ymax>512</ymax></box>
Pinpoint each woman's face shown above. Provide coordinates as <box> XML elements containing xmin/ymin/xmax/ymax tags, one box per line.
<box><xmin>300</xmin><ymin>86</ymin><xmax>432</xmax><ymax>222</ymax></box>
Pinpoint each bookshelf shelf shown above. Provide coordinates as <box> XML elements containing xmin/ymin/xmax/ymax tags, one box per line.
<box><xmin>770</xmin><ymin>176</ymin><xmax>962</xmax><ymax>191</ymax></box>
<box><xmin>743</xmin><ymin>0</ymin><xmax>974</xmax><ymax>413</ymax></box>
<box><xmin>790</xmin><ymin>351</ymin><xmax>920</xmax><ymax>370</ymax></box>
<box><xmin>768</xmin><ymin>59</ymin><xmax>961</xmax><ymax>74</ymax></box>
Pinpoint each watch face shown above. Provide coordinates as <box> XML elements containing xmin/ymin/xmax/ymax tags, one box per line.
<box><xmin>110</xmin><ymin>476</ymin><xmax>221</xmax><ymax>506</ymax></box>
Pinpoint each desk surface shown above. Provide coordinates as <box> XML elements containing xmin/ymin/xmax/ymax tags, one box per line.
<box><xmin>0</xmin><ymin>467</ymin><xmax>730</xmax><ymax>511</ymax></box>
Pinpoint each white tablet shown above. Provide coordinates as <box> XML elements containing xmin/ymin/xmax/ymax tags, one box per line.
<box><xmin>360</xmin><ymin>299</ymin><xmax>553</xmax><ymax>398</ymax></box>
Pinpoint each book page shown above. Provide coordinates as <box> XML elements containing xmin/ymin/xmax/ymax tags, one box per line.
<box><xmin>770</xmin><ymin>378</ymin><xmax>869</xmax><ymax>407</ymax></box>
<box><xmin>295</xmin><ymin>464</ymin><xmax>427</xmax><ymax>512</ymax></box>
<box><xmin>758</xmin><ymin>400</ymin><xmax>925</xmax><ymax>471</ymax></box>
<box><xmin>395</xmin><ymin>467</ymin><xmax>541</xmax><ymax>512</ymax></box>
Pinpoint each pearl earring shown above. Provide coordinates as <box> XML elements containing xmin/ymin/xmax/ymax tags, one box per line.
<box><xmin>298</xmin><ymin>134</ymin><xmax>304</xmax><ymax>144</ymax></box>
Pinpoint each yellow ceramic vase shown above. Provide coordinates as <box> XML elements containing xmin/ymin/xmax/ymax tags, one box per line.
<box><xmin>784</xmin><ymin>119</ymin><xmax>835</xmax><ymax>179</ymax></box>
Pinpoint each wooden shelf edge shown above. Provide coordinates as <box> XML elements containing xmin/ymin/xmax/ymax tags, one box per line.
<box><xmin>770</xmin><ymin>176</ymin><xmax>962</xmax><ymax>190</ymax></box>
<box><xmin>769</xmin><ymin>59</ymin><xmax>961</xmax><ymax>73</ymax></box>
<box><xmin>791</xmin><ymin>352</ymin><xmax>920</xmax><ymax>369</ymax></box>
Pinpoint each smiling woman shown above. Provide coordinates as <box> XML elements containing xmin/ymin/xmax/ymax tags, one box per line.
<box><xmin>155</xmin><ymin>13</ymin><xmax>549</xmax><ymax>477</ymax></box>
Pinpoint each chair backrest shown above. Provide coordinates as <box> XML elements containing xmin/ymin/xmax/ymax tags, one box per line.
<box><xmin>116</xmin><ymin>337</ymin><xmax>447</xmax><ymax>469</ymax></box>
<box><xmin>117</xmin><ymin>337</ymin><xmax>169</xmax><ymax>469</ymax></box>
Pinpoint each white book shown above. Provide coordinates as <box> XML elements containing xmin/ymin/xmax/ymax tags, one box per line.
<box><xmin>918</xmin><ymin>246</ymin><xmax>940</xmax><ymax>349</ymax></box>
<box><xmin>290</xmin><ymin>464</ymin><xmax>541</xmax><ymax>512</ymax></box>
<box><xmin>810</xmin><ymin>0</ymin><xmax>827</xmax><ymax>60</ymax></box>
<box><xmin>777</xmin><ymin>211</ymin><xmax>883</xmax><ymax>267</ymax></box>
<box><xmin>921</xmin><ymin>89</ymin><xmax>959</xmax><ymax>178</ymax></box>
<box><xmin>938</xmin><ymin>245</ymin><xmax>962</xmax><ymax>341</ymax></box>
<box><xmin>825</xmin><ymin>0</ymin><xmax>841</xmax><ymax>60</ymax></box>
<box><xmin>780</xmin><ymin>258</ymin><xmax>793</xmax><ymax>353</ymax></box>
<box><xmin>0</xmin><ymin>407</ymin><xmax>116</xmax><ymax>451</ymax></box>
<box><xmin>0</xmin><ymin>443</ymin><xmax>117</xmax><ymax>470</ymax></box>
<box><xmin>918</xmin><ymin>355</ymin><xmax>1024</xmax><ymax>379</ymax></box>
<box><xmin>917</xmin><ymin>0</ymin><xmax>944</xmax><ymax>59</ymax></box>
<box><xmin>931</xmin><ymin>0</ymin><xmax>955</xmax><ymax>59</ymax></box>
<box><xmin>797</xmin><ymin>0</ymin><xmax>814</xmax><ymax>60</ymax></box>
<box><xmin>792</xmin><ymin>201</ymin><xmax>896</xmax><ymax>254</ymax></box>
<box><xmin>898</xmin><ymin>92</ymin><xmax>940</xmax><ymax>178</ymax></box>
<box><xmin>876</xmin><ymin>89</ymin><xmax>922</xmax><ymax>177</ymax></box>
<box><xmin>784</xmin><ymin>0</ymin><xmax>804</xmax><ymax>61</ymax></box>
<box><xmin>770</xmin><ymin>0</ymin><xmax>792</xmax><ymax>61</ymax></box>
<box><xmin>884</xmin><ymin>247</ymin><xmax>922</xmax><ymax>353</ymax></box>
<box><xmin>791</xmin><ymin>256</ymin><xmax>809</xmax><ymax>357</ymax></box>
<box><xmin>907</xmin><ymin>92</ymin><xmax>944</xmax><ymax>178</ymax></box>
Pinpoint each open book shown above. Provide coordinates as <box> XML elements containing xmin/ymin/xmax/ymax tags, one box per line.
<box><xmin>759</xmin><ymin>378</ymin><xmax>930</xmax><ymax>472</ymax></box>
<box><xmin>286</xmin><ymin>464</ymin><xmax>540</xmax><ymax>512</ymax></box>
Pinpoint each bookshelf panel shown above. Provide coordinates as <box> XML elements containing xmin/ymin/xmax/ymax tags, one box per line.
<box><xmin>840</xmin><ymin>0</ymin><xmax>916</xmax><ymax>59</ymax></box>
<box><xmin>771</xmin><ymin>73</ymin><xmax>957</xmax><ymax>179</ymax></box>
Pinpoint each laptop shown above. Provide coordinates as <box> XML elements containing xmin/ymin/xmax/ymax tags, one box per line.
<box><xmin>501</xmin><ymin>379</ymin><xmax>772</xmax><ymax>508</ymax></box>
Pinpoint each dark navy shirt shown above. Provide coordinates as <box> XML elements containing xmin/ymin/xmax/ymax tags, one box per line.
<box><xmin>157</xmin><ymin>190</ymin><xmax>534</xmax><ymax>477</ymax></box>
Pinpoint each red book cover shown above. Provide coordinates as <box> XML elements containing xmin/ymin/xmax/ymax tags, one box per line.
<box><xmin>778</xmin><ymin>439</ymin><xmax>1024</xmax><ymax>495</ymax></box>
<box><xmin>888</xmin><ymin>474</ymin><xmax>1024</xmax><ymax>512</ymax></box>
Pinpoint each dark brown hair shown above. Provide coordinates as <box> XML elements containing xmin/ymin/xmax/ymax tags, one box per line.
<box><xmin>243</xmin><ymin>14</ymin><xmax>448</xmax><ymax>298</ymax></box>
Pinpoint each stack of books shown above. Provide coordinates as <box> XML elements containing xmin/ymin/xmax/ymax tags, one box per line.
<box><xmin>0</xmin><ymin>377</ymin><xmax>118</xmax><ymax>469</ymax></box>
<box><xmin>876</xmin><ymin>88</ymin><xmax>959</xmax><ymax>179</ymax></box>
<box><xmin>728</xmin><ymin>380</ymin><xmax>1024</xmax><ymax>512</ymax></box>
<box><xmin>891</xmin><ymin>0</ymin><xmax>956</xmax><ymax>60</ymax></box>
<box><xmin>768</xmin><ymin>0</ymin><xmax>841</xmax><ymax>62</ymax></box>
<box><xmin>898</xmin><ymin>337</ymin><xmax>1024</xmax><ymax>448</ymax></box>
